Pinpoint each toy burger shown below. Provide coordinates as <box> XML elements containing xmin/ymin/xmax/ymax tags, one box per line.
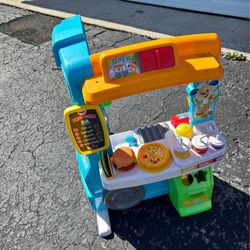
<box><xmin>173</xmin><ymin>136</ymin><xmax>191</xmax><ymax>159</ymax></box>
<box><xmin>112</xmin><ymin>147</ymin><xmax>136</xmax><ymax>171</ymax></box>
<box><xmin>191</xmin><ymin>135</ymin><xmax>209</xmax><ymax>154</ymax></box>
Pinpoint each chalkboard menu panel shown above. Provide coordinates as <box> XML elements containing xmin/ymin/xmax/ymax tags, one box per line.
<box><xmin>64</xmin><ymin>105</ymin><xmax>109</xmax><ymax>154</ymax></box>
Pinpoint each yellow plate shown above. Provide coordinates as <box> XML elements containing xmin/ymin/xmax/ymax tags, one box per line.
<box><xmin>137</xmin><ymin>142</ymin><xmax>172</xmax><ymax>173</ymax></box>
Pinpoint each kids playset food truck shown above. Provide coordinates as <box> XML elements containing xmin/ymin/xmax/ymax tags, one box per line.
<box><xmin>52</xmin><ymin>15</ymin><xmax>226</xmax><ymax>236</ymax></box>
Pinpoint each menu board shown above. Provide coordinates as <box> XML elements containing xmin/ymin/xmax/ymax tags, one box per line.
<box><xmin>64</xmin><ymin>105</ymin><xmax>109</xmax><ymax>154</ymax></box>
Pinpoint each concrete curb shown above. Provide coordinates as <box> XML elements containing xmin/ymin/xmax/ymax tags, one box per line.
<box><xmin>1</xmin><ymin>0</ymin><xmax>249</xmax><ymax>60</ymax></box>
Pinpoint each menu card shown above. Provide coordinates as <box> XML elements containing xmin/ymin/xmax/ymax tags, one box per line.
<box><xmin>64</xmin><ymin>105</ymin><xmax>109</xmax><ymax>154</ymax></box>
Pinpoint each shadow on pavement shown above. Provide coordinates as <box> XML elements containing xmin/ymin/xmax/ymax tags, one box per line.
<box><xmin>109</xmin><ymin>177</ymin><xmax>249</xmax><ymax>249</ymax></box>
<box><xmin>22</xmin><ymin>0</ymin><xmax>249</xmax><ymax>52</ymax></box>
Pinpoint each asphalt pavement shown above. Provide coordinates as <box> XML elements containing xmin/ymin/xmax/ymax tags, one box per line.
<box><xmin>0</xmin><ymin>4</ymin><xmax>249</xmax><ymax>250</ymax></box>
<box><xmin>2</xmin><ymin>0</ymin><xmax>249</xmax><ymax>53</ymax></box>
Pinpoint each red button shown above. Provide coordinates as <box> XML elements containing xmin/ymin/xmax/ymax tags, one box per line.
<box><xmin>139</xmin><ymin>49</ymin><xmax>157</xmax><ymax>72</ymax></box>
<box><xmin>155</xmin><ymin>46</ymin><xmax>175</xmax><ymax>69</ymax></box>
<box><xmin>139</xmin><ymin>46</ymin><xmax>175</xmax><ymax>73</ymax></box>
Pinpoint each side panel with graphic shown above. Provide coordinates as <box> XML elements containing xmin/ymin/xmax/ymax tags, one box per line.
<box><xmin>186</xmin><ymin>80</ymin><xmax>220</xmax><ymax>125</ymax></box>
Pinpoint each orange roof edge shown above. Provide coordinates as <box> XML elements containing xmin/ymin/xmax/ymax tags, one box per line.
<box><xmin>84</xmin><ymin>33</ymin><xmax>223</xmax><ymax>105</ymax></box>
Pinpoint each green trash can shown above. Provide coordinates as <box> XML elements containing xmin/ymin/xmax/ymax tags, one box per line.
<box><xmin>168</xmin><ymin>167</ymin><xmax>214</xmax><ymax>217</ymax></box>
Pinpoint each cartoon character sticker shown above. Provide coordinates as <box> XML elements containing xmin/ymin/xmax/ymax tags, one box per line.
<box><xmin>188</xmin><ymin>80</ymin><xmax>220</xmax><ymax>124</ymax></box>
<box><xmin>107</xmin><ymin>54</ymin><xmax>141</xmax><ymax>80</ymax></box>
<box><xmin>127</xmin><ymin>62</ymin><xmax>137</xmax><ymax>73</ymax></box>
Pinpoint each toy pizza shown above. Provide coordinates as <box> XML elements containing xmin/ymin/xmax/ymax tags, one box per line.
<box><xmin>137</xmin><ymin>142</ymin><xmax>172</xmax><ymax>173</ymax></box>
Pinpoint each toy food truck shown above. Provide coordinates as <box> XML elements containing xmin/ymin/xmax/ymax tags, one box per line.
<box><xmin>52</xmin><ymin>16</ymin><xmax>226</xmax><ymax>236</ymax></box>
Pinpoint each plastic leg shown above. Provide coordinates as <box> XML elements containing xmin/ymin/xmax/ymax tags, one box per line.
<box><xmin>96</xmin><ymin>209</ymin><xmax>112</xmax><ymax>237</ymax></box>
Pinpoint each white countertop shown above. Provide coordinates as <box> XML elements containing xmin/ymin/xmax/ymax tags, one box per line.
<box><xmin>99</xmin><ymin>121</ymin><xmax>226</xmax><ymax>190</ymax></box>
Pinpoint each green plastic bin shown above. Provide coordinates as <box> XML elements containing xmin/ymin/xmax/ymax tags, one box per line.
<box><xmin>168</xmin><ymin>167</ymin><xmax>214</xmax><ymax>217</ymax></box>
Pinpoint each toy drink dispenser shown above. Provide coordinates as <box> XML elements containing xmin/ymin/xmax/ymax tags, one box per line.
<box><xmin>52</xmin><ymin>15</ymin><xmax>226</xmax><ymax>236</ymax></box>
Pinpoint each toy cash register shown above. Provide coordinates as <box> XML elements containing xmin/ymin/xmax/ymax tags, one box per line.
<box><xmin>52</xmin><ymin>15</ymin><xmax>226</xmax><ymax>236</ymax></box>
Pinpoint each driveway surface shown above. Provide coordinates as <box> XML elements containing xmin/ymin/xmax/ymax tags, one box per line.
<box><xmin>2</xmin><ymin>0</ymin><xmax>249</xmax><ymax>53</ymax></box>
<box><xmin>0</xmin><ymin>4</ymin><xmax>249</xmax><ymax>250</ymax></box>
